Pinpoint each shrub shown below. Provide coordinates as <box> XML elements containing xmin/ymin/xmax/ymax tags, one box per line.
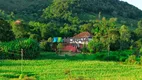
<box><xmin>0</xmin><ymin>38</ymin><xmax>40</xmax><ymax>59</ymax></box>
<box><xmin>29</xmin><ymin>34</ymin><xmax>40</xmax><ymax>41</ymax></box>
<box><xmin>94</xmin><ymin>50</ymin><xmax>133</xmax><ymax>61</ymax></box>
<box><xmin>125</xmin><ymin>55</ymin><xmax>136</xmax><ymax>64</ymax></box>
<box><xmin>81</xmin><ymin>44</ymin><xmax>89</xmax><ymax>54</ymax></box>
<box><xmin>88</xmin><ymin>40</ymin><xmax>102</xmax><ymax>53</ymax></box>
<box><xmin>47</xmin><ymin>37</ymin><xmax>52</xmax><ymax>42</ymax></box>
<box><xmin>119</xmin><ymin>50</ymin><xmax>133</xmax><ymax>61</ymax></box>
<box><xmin>140</xmin><ymin>56</ymin><xmax>142</xmax><ymax>65</ymax></box>
<box><xmin>57</xmin><ymin>43</ymin><xmax>63</xmax><ymax>54</ymax></box>
<box><xmin>39</xmin><ymin>40</ymin><xmax>52</xmax><ymax>51</ymax></box>
<box><xmin>40</xmin><ymin>41</ymin><xmax>47</xmax><ymax>51</ymax></box>
<box><xmin>65</xmin><ymin>50</ymin><xmax>133</xmax><ymax>61</ymax></box>
<box><xmin>88</xmin><ymin>40</ymin><xmax>95</xmax><ymax>53</ymax></box>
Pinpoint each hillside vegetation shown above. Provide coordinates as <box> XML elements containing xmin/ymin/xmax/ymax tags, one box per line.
<box><xmin>0</xmin><ymin>0</ymin><xmax>142</xmax><ymax>60</ymax></box>
<box><xmin>0</xmin><ymin>0</ymin><xmax>142</xmax><ymax>27</ymax></box>
<box><xmin>0</xmin><ymin>0</ymin><xmax>52</xmax><ymax>20</ymax></box>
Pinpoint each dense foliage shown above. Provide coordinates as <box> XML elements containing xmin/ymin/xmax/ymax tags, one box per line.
<box><xmin>0</xmin><ymin>0</ymin><xmax>141</xmax><ymax>21</ymax></box>
<box><xmin>0</xmin><ymin>0</ymin><xmax>52</xmax><ymax>21</ymax></box>
<box><xmin>0</xmin><ymin>0</ymin><xmax>141</xmax><ymax>39</ymax></box>
<box><xmin>0</xmin><ymin>18</ymin><xmax>14</xmax><ymax>42</ymax></box>
<box><xmin>0</xmin><ymin>39</ymin><xmax>40</xmax><ymax>59</ymax></box>
<box><xmin>39</xmin><ymin>40</ymin><xmax>52</xmax><ymax>51</ymax></box>
<box><xmin>0</xmin><ymin>0</ymin><xmax>142</xmax><ymax>60</ymax></box>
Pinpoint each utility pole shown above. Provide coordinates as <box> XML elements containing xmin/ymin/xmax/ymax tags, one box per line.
<box><xmin>21</xmin><ymin>49</ymin><xmax>24</xmax><ymax>74</ymax></box>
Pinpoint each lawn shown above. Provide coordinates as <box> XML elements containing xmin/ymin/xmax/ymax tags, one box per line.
<box><xmin>0</xmin><ymin>52</ymin><xmax>142</xmax><ymax>80</ymax></box>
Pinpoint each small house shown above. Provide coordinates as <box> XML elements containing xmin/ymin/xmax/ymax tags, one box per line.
<box><xmin>62</xmin><ymin>32</ymin><xmax>93</xmax><ymax>52</ymax></box>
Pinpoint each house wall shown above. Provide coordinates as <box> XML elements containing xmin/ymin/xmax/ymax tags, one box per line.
<box><xmin>62</xmin><ymin>44</ymin><xmax>77</xmax><ymax>52</ymax></box>
<box><xmin>62</xmin><ymin>43</ymin><xmax>83</xmax><ymax>53</ymax></box>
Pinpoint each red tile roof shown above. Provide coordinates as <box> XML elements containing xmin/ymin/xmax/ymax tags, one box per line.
<box><xmin>73</xmin><ymin>32</ymin><xmax>92</xmax><ymax>38</ymax></box>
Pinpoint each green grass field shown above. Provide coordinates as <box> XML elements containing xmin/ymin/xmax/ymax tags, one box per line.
<box><xmin>0</xmin><ymin>52</ymin><xmax>142</xmax><ymax>80</ymax></box>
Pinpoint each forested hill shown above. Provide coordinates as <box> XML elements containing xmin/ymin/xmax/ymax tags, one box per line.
<box><xmin>0</xmin><ymin>0</ymin><xmax>52</xmax><ymax>20</ymax></box>
<box><xmin>0</xmin><ymin>0</ymin><xmax>142</xmax><ymax>27</ymax></box>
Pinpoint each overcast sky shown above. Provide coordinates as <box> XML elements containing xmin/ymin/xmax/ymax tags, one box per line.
<box><xmin>121</xmin><ymin>0</ymin><xmax>142</xmax><ymax>10</ymax></box>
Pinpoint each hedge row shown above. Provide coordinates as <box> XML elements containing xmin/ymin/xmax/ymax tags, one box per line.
<box><xmin>65</xmin><ymin>50</ymin><xmax>133</xmax><ymax>61</ymax></box>
<box><xmin>0</xmin><ymin>38</ymin><xmax>40</xmax><ymax>59</ymax></box>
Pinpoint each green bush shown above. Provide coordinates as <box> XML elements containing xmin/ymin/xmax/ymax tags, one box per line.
<box><xmin>65</xmin><ymin>54</ymin><xmax>96</xmax><ymax>60</ymax></box>
<box><xmin>81</xmin><ymin>44</ymin><xmax>89</xmax><ymax>54</ymax></box>
<box><xmin>39</xmin><ymin>41</ymin><xmax>52</xmax><ymax>51</ymax></box>
<box><xmin>49</xmin><ymin>50</ymin><xmax>132</xmax><ymax>61</ymax></box>
<box><xmin>29</xmin><ymin>34</ymin><xmax>40</xmax><ymax>41</ymax></box>
<box><xmin>94</xmin><ymin>50</ymin><xmax>133</xmax><ymax>61</ymax></box>
<box><xmin>57</xmin><ymin>43</ymin><xmax>63</xmax><ymax>54</ymax></box>
<box><xmin>125</xmin><ymin>55</ymin><xmax>136</xmax><ymax>64</ymax></box>
<box><xmin>119</xmin><ymin>50</ymin><xmax>133</xmax><ymax>61</ymax></box>
<box><xmin>123</xmin><ymin>55</ymin><xmax>142</xmax><ymax>65</ymax></box>
<box><xmin>140</xmin><ymin>56</ymin><xmax>142</xmax><ymax>65</ymax></box>
<box><xmin>0</xmin><ymin>38</ymin><xmax>40</xmax><ymax>59</ymax></box>
<box><xmin>88</xmin><ymin>41</ymin><xmax>102</xmax><ymax>53</ymax></box>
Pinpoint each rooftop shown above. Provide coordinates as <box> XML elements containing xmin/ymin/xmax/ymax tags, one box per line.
<box><xmin>73</xmin><ymin>32</ymin><xmax>93</xmax><ymax>38</ymax></box>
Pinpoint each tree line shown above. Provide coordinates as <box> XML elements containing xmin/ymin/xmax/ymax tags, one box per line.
<box><xmin>0</xmin><ymin>0</ymin><xmax>142</xmax><ymax>57</ymax></box>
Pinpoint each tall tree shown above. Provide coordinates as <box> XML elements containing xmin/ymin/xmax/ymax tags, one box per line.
<box><xmin>135</xmin><ymin>20</ymin><xmax>142</xmax><ymax>39</ymax></box>
<box><xmin>11</xmin><ymin>20</ymin><xmax>29</xmax><ymax>38</ymax></box>
<box><xmin>119</xmin><ymin>25</ymin><xmax>131</xmax><ymax>50</ymax></box>
<box><xmin>134</xmin><ymin>39</ymin><xmax>142</xmax><ymax>57</ymax></box>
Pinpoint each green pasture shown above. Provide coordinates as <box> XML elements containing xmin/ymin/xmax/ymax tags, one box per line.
<box><xmin>0</xmin><ymin>52</ymin><xmax>142</xmax><ymax>80</ymax></box>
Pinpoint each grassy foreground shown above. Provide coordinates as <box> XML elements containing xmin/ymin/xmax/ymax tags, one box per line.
<box><xmin>0</xmin><ymin>52</ymin><xmax>142</xmax><ymax>80</ymax></box>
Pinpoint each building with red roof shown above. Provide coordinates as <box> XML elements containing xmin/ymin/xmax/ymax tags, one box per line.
<box><xmin>62</xmin><ymin>32</ymin><xmax>93</xmax><ymax>52</ymax></box>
